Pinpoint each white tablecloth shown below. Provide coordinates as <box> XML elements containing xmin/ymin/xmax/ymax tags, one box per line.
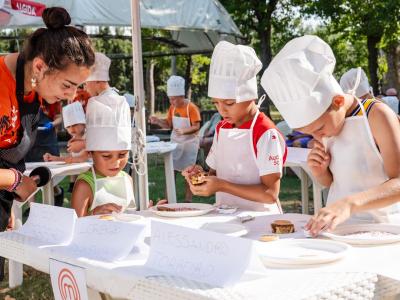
<box><xmin>1</xmin><ymin>211</ymin><xmax>399</xmax><ymax>299</ymax></box>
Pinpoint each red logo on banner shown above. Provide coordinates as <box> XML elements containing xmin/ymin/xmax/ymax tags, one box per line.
<box><xmin>58</xmin><ymin>268</ymin><xmax>81</xmax><ymax>300</ymax></box>
<box><xmin>11</xmin><ymin>0</ymin><xmax>46</xmax><ymax>17</ymax></box>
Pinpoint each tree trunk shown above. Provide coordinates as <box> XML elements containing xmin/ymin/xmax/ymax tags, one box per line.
<box><xmin>384</xmin><ymin>43</ymin><xmax>400</xmax><ymax>93</ymax></box>
<box><xmin>367</xmin><ymin>35</ymin><xmax>381</xmax><ymax>95</ymax></box>
<box><xmin>149</xmin><ymin>60</ymin><xmax>155</xmax><ymax>115</ymax></box>
<box><xmin>185</xmin><ymin>55</ymin><xmax>192</xmax><ymax>101</ymax></box>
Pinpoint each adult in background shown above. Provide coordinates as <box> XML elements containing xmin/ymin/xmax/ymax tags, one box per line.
<box><xmin>382</xmin><ymin>88</ymin><xmax>399</xmax><ymax>115</ymax></box>
<box><xmin>149</xmin><ymin>76</ymin><xmax>201</xmax><ymax>202</ymax></box>
<box><xmin>0</xmin><ymin>7</ymin><xmax>94</xmax><ymax>279</ymax></box>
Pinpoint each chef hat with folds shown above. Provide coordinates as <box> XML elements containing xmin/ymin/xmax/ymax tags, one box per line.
<box><xmin>62</xmin><ymin>102</ymin><xmax>86</xmax><ymax>128</ymax></box>
<box><xmin>208</xmin><ymin>41</ymin><xmax>262</xmax><ymax>102</ymax></box>
<box><xmin>261</xmin><ymin>35</ymin><xmax>343</xmax><ymax>129</ymax></box>
<box><xmin>340</xmin><ymin>68</ymin><xmax>370</xmax><ymax>98</ymax></box>
<box><xmin>85</xmin><ymin>93</ymin><xmax>131</xmax><ymax>151</ymax></box>
<box><xmin>167</xmin><ymin>75</ymin><xmax>185</xmax><ymax>97</ymax></box>
<box><xmin>86</xmin><ymin>52</ymin><xmax>111</xmax><ymax>82</ymax></box>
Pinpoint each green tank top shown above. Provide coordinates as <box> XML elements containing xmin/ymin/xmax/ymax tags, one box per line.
<box><xmin>76</xmin><ymin>170</ymin><xmax>126</xmax><ymax>195</ymax></box>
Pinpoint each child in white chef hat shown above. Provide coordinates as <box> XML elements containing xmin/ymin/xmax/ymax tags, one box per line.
<box><xmin>71</xmin><ymin>91</ymin><xmax>135</xmax><ymax>217</ymax></box>
<box><xmin>183</xmin><ymin>41</ymin><xmax>287</xmax><ymax>213</ymax></box>
<box><xmin>43</xmin><ymin>101</ymin><xmax>88</xmax><ymax>164</ymax></box>
<box><xmin>261</xmin><ymin>35</ymin><xmax>400</xmax><ymax>235</ymax></box>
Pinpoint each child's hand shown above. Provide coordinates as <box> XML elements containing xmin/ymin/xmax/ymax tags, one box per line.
<box><xmin>148</xmin><ymin>199</ymin><xmax>168</xmax><ymax>207</ymax></box>
<box><xmin>68</xmin><ymin>138</ymin><xmax>85</xmax><ymax>153</ymax></box>
<box><xmin>174</xmin><ymin>128</ymin><xmax>185</xmax><ymax>136</ymax></box>
<box><xmin>149</xmin><ymin>116</ymin><xmax>159</xmax><ymax>125</ymax></box>
<box><xmin>307</xmin><ymin>140</ymin><xmax>331</xmax><ymax>177</ymax></box>
<box><xmin>189</xmin><ymin>176</ymin><xmax>221</xmax><ymax>196</ymax></box>
<box><xmin>92</xmin><ymin>203</ymin><xmax>122</xmax><ymax>215</ymax></box>
<box><xmin>305</xmin><ymin>199</ymin><xmax>352</xmax><ymax>236</ymax></box>
<box><xmin>43</xmin><ymin>153</ymin><xmax>53</xmax><ymax>161</ymax></box>
<box><xmin>14</xmin><ymin>175</ymin><xmax>38</xmax><ymax>202</ymax></box>
<box><xmin>182</xmin><ymin>165</ymin><xmax>203</xmax><ymax>180</ymax></box>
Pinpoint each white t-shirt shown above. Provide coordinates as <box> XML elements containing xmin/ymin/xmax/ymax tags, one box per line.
<box><xmin>382</xmin><ymin>96</ymin><xmax>399</xmax><ymax>114</ymax></box>
<box><xmin>206</xmin><ymin>112</ymin><xmax>287</xmax><ymax>176</ymax></box>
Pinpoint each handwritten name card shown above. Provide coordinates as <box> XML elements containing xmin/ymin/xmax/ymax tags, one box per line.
<box><xmin>146</xmin><ymin>221</ymin><xmax>254</xmax><ymax>287</ymax></box>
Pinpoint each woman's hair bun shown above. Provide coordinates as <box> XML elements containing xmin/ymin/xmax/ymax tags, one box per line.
<box><xmin>42</xmin><ymin>7</ymin><xmax>71</xmax><ymax>30</ymax></box>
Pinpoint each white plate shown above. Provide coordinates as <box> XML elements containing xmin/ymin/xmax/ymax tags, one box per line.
<box><xmin>258</xmin><ymin>239</ymin><xmax>350</xmax><ymax>266</ymax></box>
<box><xmin>200</xmin><ymin>222</ymin><xmax>248</xmax><ymax>237</ymax></box>
<box><xmin>322</xmin><ymin>223</ymin><xmax>400</xmax><ymax>245</ymax></box>
<box><xmin>113</xmin><ymin>213</ymin><xmax>143</xmax><ymax>222</ymax></box>
<box><xmin>149</xmin><ymin>203</ymin><xmax>214</xmax><ymax>218</ymax></box>
<box><xmin>26</xmin><ymin>161</ymin><xmax>66</xmax><ymax>168</ymax></box>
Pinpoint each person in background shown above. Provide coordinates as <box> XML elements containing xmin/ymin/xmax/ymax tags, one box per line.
<box><xmin>261</xmin><ymin>35</ymin><xmax>400</xmax><ymax>235</ymax></box>
<box><xmin>67</xmin><ymin>52</ymin><xmax>117</xmax><ymax>156</ymax></box>
<box><xmin>382</xmin><ymin>88</ymin><xmax>399</xmax><ymax>115</ymax></box>
<box><xmin>286</xmin><ymin>131</ymin><xmax>314</xmax><ymax>148</ymax></box>
<box><xmin>70</xmin><ymin>84</ymin><xmax>91</xmax><ymax>111</ymax></box>
<box><xmin>0</xmin><ymin>7</ymin><xmax>94</xmax><ymax>279</ymax></box>
<box><xmin>149</xmin><ymin>76</ymin><xmax>201</xmax><ymax>202</ymax></box>
<box><xmin>199</xmin><ymin>112</ymin><xmax>221</xmax><ymax>159</ymax></box>
<box><xmin>184</xmin><ymin>41</ymin><xmax>287</xmax><ymax>212</ymax></box>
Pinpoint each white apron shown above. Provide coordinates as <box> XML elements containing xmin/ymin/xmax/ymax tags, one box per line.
<box><xmin>325</xmin><ymin>99</ymin><xmax>400</xmax><ymax>223</ymax></box>
<box><xmin>90</xmin><ymin>168</ymin><xmax>135</xmax><ymax>212</ymax></box>
<box><xmin>170</xmin><ymin>103</ymin><xmax>200</xmax><ymax>171</ymax></box>
<box><xmin>215</xmin><ymin>110</ymin><xmax>282</xmax><ymax>213</ymax></box>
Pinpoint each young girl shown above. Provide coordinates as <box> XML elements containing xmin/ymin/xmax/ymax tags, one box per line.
<box><xmin>43</xmin><ymin>102</ymin><xmax>89</xmax><ymax>164</ymax></box>
<box><xmin>184</xmin><ymin>41</ymin><xmax>287</xmax><ymax>212</ymax></box>
<box><xmin>261</xmin><ymin>35</ymin><xmax>400</xmax><ymax>235</ymax></box>
<box><xmin>71</xmin><ymin>91</ymin><xmax>135</xmax><ymax>217</ymax></box>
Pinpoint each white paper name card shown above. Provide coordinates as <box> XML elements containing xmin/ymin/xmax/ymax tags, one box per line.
<box><xmin>50</xmin><ymin>259</ymin><xmax>88</xmax><ymax>300</ymax></box>
<box><xmin>146</xmin><ymin>221</ymin><xmax>253</xmax><ymax>287</ymax></box>
<box><xmin>57</xmin><ymin>217</ymin><xmax>145</xmax><ymax>261</ymax></box>
<box><xmin>18</xmin><ymin>203</ymin><xmax>77</xmax><ymax>244</ymax></box>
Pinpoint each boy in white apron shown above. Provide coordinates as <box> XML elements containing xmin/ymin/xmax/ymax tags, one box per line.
<box><xmin>149</xmin><ymin>76</ymin><xmax>201</xmax><ymax>202</ymax></box>
<box><xmin>261</xmin><ymin>35</ymin><xmax>400</xmax><ymax>235</ymax></box>
<box><xmin>70</xmin><ymin>91</ymin><xmax>135</xmax><ymax>217</ymax></box>
<box><xmin>184</xmin><ymin>41</ymin><xmax>287</xmax><ymax>212</ymax></box>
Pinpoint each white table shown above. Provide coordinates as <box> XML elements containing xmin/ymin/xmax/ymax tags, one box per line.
<box><xmin>1</xmin><ymin>211</ymin><xmax>399</xmax><ymax>299</ymax></box>
<box><xmin>285</xmin><ymin>147</ymin><xmax>325</xmax><ymax>214</ymax></box>
<box><xmin>8</xmin><ymin>162</ymin><xmax>93</xmax><ymax>288</ymax></box>
<box><xmin>146</xmin><ymin>141</ymin><xmax>177</xmax><ymax>204</ymax></box>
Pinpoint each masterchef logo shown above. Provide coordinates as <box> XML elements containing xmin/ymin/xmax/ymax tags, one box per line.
<box><xmin>11</xmin><ymin>0</ymin><xmax>46</xmax><ymax>17</ymax></box>
<box><xmin>58</xmin><ymin>268</ymin><xmax>81</xmax><ymax>300</ymax></box>
<box><xmin>268</xmin><ymin>154</ymin><xmax>280</xmax><ymax>166</ymax></box>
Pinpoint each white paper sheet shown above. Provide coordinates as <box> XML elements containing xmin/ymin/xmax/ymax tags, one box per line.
<box><xmin>54</xmin><ymin>217</ymin><xmax>145</xmax><ymax>262</ymax></box>
<box><xmin>146</xmin><ymin>221</ymin><xmax>255</xmax><ymax>287</ymax></box>
<box><xmin>17</xmin><ymin>203</ymin><xmax>77</xmax><ymax>245</ymax></box>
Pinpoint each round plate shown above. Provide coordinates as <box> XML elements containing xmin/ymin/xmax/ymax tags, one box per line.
<box><xmin>258</xmin><ymin>239</ymin><xmax>350</xmax><ymax>266</ymax></box>
<box><xmin>322</xmin><ymin>223</ymin><xmax>400</xmax><ymax>245</ymax></box>
<box><xmin>149</xmin><ymin>203</ymin><xmax>214</xmax><ymax>218</ymax></box>
<box><xmin>113</xmin><ymin>213</ymin><xmax>143</xmax><ymax>222</ymax></box>
<box><xmin>26</xmin><ymin>161</ymin><xmax>66</xmax><ymax>168</ymax></box>
<box><xmin>200</xmin><ymin>222</ymin><xmax>248</xmax><ymax>237</ymax></box>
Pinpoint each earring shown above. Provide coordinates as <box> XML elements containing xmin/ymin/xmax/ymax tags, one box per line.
<box><xmin>31</xmin><ymin>77</ymin><xmax>37</xmax><ymax>89</ymax></box>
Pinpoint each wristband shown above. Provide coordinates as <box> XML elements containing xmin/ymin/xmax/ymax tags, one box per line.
<box><xmin>7</xmin><ymin>168</ymin><xmax>23</xmax><ymax>192</ymax></box>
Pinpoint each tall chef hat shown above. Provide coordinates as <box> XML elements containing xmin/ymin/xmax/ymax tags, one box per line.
<box><xmin>62</xmin><ymin>102</ymin><xmax>86</xmax><ymax>128</ymax></box>
<box><xmin>208</xmin><ymin>41</ymin><xmax>262</xmax><ymax>102</ymax></box>
<box><xmin>85</xmin><ymin>93</ymin><xmax>131</xmax><ymax>151</ymax></box>
<box><xmin>86</xmin><ymin>52</ymin><xmax>111</xmax><ymax>82</ymax></box>
<box><xmin>261</xmin><ymin>35</ymin><xmax>343</xmax><ymax>129</ymax></box>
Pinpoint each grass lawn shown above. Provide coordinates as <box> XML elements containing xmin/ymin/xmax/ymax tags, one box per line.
<box><xmin>0</xmin><ymin>155</ymin><xmax>308</xmax><ymax>299</ymax></box>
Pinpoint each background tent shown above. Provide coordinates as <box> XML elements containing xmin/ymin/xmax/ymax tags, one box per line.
<box><xmin>0</xmin><ymin>0</ymin><xmax>242</xmax><ymax>208</ymax></box>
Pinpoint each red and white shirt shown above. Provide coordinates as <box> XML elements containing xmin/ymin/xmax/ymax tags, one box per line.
<box><xmin>206</xmin><ymin>112</ymin><xmax>287</xmax><ymax>176</ymax></box>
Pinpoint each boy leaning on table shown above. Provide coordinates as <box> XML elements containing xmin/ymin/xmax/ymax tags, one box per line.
<box><xmin>260</xmin><ymin>35</ymin><xmax>400</xmax><ymax>235</ymax></box>
<box><xmin>183</xmin><ymin>41</ymin><xmax>287</xmax><ymax>213</ymax></box>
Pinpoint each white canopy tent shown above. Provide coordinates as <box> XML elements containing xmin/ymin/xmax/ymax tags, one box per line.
<box><xmin>0</xmin><ymin>0</ymin><xmax>242</xmax><ymax>208</ymax></box>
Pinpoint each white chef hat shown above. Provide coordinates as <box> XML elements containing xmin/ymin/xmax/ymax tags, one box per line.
<box><xmin>208</xmin><ymin>41</ymin><xmax>262</xmax><ymax>103</ymax></box>
<box><xmin>261</xmin><ymin>35</ymin><xmax>343</xmax><ymax>129</ymax></box>
<box><xmin>167</xmin><ymin>75</ymin><xmax>185</xmax><ymax>97</ymax></box>
<box><xmin>62</xmin><ymin>102</ymin><xmax>86</xmax><ymax>128</ymax></box>
<box><xmin>85</xmin><ymin>93</ymin><xmax>131</xmax><ymax>151</ymax></box>
<box><xmin>86</xmin><ymin>52</ymin><xmax>111</xmax><ymax>82</ymax></box>
<box><xmin>340</xmin><ymin>68</ymin><xmax>370</xmax><ymax>98</ymax></box>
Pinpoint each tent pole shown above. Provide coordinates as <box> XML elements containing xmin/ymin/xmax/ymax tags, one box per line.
<box><xmin>131</xmin><ymin>0</ymin><xmax>149</xmax><ymax>210</ymax></box>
